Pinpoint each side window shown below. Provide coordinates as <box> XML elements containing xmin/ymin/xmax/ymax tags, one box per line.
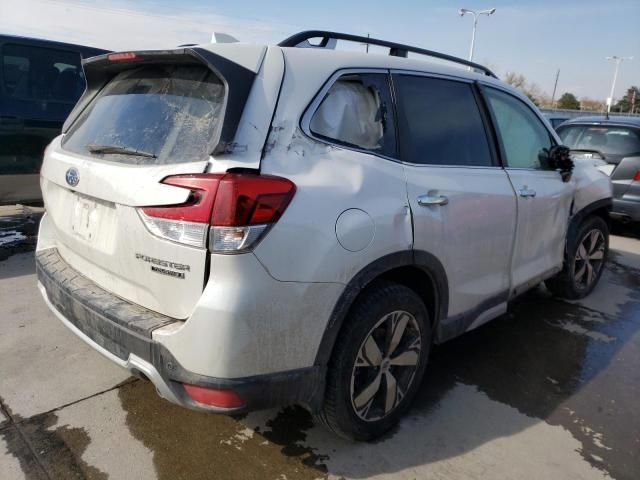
<box><xmin>309</xmin><ymin>73</ymin><xmax>396</xmax><ymax>157</ymax></box>
<box><xmin>2</xmin><ymin>44</ymin><xmax>84</xmax><ymax>103</ymax></box>
<box><xmin>393</xmin><ymin>74</ymin><xmax>493</xmax><ymax>167</ymax></box>
<box><xmin>483</xmin><ymin>87</ymin><xmax>554</xmax><ymax>169</ymax></box>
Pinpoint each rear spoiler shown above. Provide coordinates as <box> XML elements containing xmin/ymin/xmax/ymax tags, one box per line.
<box><xmin>63</xmin><ymin>48</ymin><xmax>257</xmax><ymax>155</ymax></box>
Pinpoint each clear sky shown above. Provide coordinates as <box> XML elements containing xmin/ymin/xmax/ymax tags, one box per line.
<box><xmin>1</xmin><ymin>0</ymin><xmax>638</xmax><ymax>101</ymax></box>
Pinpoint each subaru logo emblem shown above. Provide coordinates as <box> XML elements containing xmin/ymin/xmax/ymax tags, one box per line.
<box><xmin>65</xmin><ymin>168</ymin><xmax>79</xmax><ymax>187</ymax></box>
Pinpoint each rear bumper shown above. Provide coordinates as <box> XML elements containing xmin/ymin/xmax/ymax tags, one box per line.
<box><xmin>611</xmin><ymin>193</ymin><xmax>640</xmax><ymax>222</ymax></box>
<box><xmin>36</xmin><ymin>248</ymin><xmax>323</xmax><ymax>413</ymax></box>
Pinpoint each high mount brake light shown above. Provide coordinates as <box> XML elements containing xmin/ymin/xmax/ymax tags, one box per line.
<box><xmin>108</xmin><ymin>52</ymin><xmax>138</xmax><ymax>62</ymax></box>
<box><xmin>634</xmin><ymin>170</ymin><xmax>640</xmax><ymax>182</ymax></box>
<box><xmin>138</xmin><ymin>173</ymin><xmax>296</xmax><ymax>252</ymax></box>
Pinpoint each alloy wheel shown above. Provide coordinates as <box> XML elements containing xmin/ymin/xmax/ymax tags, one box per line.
<box><xmin>574</xmin><ymin>229</ymin><xmax>605</xmax><ymax>290</ymax></box>
<box><xmin>350</xmin><ymin>310</ymin><xmax>422</xmax><ymax>422</ymax></box>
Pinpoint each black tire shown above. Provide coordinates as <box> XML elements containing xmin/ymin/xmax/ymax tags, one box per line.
<box><xmin>315</xmin><ymin>281</ymin><xmax>431</xmax><ymax>441</ymax></box>
<box><xmin>545</xmin><ymin>215</ymin><xmax>609</xmax><ymax>299</ymax></box>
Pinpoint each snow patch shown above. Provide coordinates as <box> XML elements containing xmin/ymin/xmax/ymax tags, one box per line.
<box><xmin>0</xmin><ymin>231</ymin><xmax>26</xmax><ymax>246</ymax></box>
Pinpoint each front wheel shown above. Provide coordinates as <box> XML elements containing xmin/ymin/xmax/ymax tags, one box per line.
<box><xmin>315</xmin><ymin>281</ymin><xmax>431</xmax><ymax>441</ymax></box>
<box><xmin>545</xmin><ymin>215</ymin><xmax>609</xmax><ymax>299</ymax></box>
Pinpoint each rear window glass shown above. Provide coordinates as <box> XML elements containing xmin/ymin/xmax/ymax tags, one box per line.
<box><xmin>559</xmin><ymin>126</ymin><xmax>640</xmax><ymax>157</ymax></box>
<box><xmin>62</xmin><ymin>65</ymin><xmax>225</xmax><ymax>165</ymax></box>
<box><xmin>2</xmin><ymin>43</ymin><xmax>83</xmax><ymax>103</ymax></box>
<box><xmin>309</xmin><ymin>73</ymin><xmax>396</xmax><ymax>157</ymax></box>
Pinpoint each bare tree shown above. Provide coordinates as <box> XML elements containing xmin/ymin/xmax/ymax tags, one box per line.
<box><xmin>504</xmin><ymin>72</ymin><xmax>526</xmax><ymax>89</ymax></box>
<box><xmin>503</xmin><ymin>71</ymin><xmax>548</xmax><ymax>107</ymax></box>
<box><xmin>579</xmin><ymin>97</ymin><xmax>606</xmax><ymax>112</ymax></box>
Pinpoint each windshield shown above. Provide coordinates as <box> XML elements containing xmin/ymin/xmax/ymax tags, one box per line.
<box><xmin>62</xmin><ymin>64</ymin><xmax>225</xmax><ymax>164</ymax></box>
<box><xmin>558</xmin><ymin>125</ymin><xmax>640</xmax><ymax>157</ymax></box>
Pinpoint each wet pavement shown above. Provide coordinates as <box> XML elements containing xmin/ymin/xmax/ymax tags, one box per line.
<box><xmin>0</xmin><ymin>205</ymin><xmax>44</xmax><ymax>261</ymax></box>
<box><xmin>0</xmin><ymin>211</ymin><xmax>639</xmax><ymax>479</ymax></box>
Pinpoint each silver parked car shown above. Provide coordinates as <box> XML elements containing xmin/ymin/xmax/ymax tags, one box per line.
<box><xmin>558</xmin><ymin>116</ymin><xmax>640</xmax><ymax>223</ymax></box>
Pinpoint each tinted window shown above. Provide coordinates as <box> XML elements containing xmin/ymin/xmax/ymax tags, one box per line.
<box><xmin>559</xmin><ymin>126</ymin><xmax>640</xmax><ymax>157</ymax></box>
<box><xmin>393</xmin><ymin>75</ymin><xmax>493</xmax><ymax>167</ymax></box>
<box><xmin>62</xmin><ymin>65</ymin><xmax>225</xmax><ymax>165</ymax></box>
<box><xmin>2</xmin><ymin>44</ymin><xmax>83</xmax><ymax>103</ymax></box>
<box><xmin>484</xmin><ymin>87</ymin><xmax>553</xmax><ymax>169</ymax></box>
<box><xmin>309</xmin><ymin>73</ymin><xmax>396</xmax><ymax>157</ymax></box>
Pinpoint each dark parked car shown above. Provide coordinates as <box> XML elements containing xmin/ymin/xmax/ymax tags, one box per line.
<box><xmin>0</xmin><ymin>35</ymin><xmax>108</xmax><ymax>204</ymax></box>
<box><xmin>557</xmin><ymin>116</ymin><xmax>640</xmax><ymax>223</ymax></box>
<box><xmin>543</xmin><ymin>113</ymin><xmax>571</xmax><ymax>131</ymax></box>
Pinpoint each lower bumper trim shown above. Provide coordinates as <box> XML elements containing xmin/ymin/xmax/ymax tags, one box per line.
<box><xmin>39</xmin><ymin>281</ymin><xmax>182</xmax><ymax>406</ymax></box>
<box><xmin>611</xmin><ymin>197</ymin><xmax>640</xmax><ymax>222</ymax></box>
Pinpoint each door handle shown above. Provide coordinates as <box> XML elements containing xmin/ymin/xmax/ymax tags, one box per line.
<box><xmin>417</xmin><ymin>194</ymin><xmax>449</xmax><ymax>206</ymax></box>
<box><xmin>518</xmin><ymin>187</ymin><xmax>536</xmax><ymax>198</ymax></box>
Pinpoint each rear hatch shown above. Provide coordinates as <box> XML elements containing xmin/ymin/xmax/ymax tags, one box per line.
<box><xmin>40</xmin><ymin>45</ymin><xmax>270</xmax><ymax>319</ymax></box>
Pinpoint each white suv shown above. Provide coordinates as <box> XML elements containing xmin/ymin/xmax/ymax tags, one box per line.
<box><xmin>37</xmin><ymin>31</ymin><xmax>612</xmax><ymax>440</ymax></box>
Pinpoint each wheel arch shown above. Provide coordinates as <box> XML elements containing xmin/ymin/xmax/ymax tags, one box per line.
<box><xmin>312</xmin><ymin>250</ymin><xmax>449</xmax><ymax>371</ymax></box>
<box><xmin>567</xmin><ymin>198</ymin><xmax>612</xmax><ymax>246</ymax></box>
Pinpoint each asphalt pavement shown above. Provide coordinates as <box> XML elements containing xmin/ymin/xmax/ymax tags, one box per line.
<box><xmin>0</xmin><ymin>207</ymin><xmax>638</xmax><ymax>480</ymax></box>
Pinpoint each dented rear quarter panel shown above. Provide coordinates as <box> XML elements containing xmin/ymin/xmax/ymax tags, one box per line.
<box><xmin>253</xmin><ymin>50</ymin><xmax>413</xmax><ymax>285</ymax></box>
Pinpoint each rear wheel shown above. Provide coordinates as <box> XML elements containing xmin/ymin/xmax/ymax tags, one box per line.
<box><xmin>315</xmin><ymin>281</ymin><xmax>431</xmax><ymax>441</ymax></box>
<box><xmin>545</xmin><ymin>215</ymin><xmax>609</xmax><ymax>299</ymax></box>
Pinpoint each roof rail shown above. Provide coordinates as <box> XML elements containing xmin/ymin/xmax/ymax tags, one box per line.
<box><xmin>278</xmin><ymin>30</ymin><xmax>497</xmax><ymax>78</ymax></box>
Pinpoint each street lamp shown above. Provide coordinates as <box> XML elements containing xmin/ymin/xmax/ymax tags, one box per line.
<box><xmin>459</xmin><ymin>7</ymin><xmax>496</xmax><ymax>63</ymax></box>
<box><xmin>606</xmin><ymin>56</ymin><xmax>633</xmax><ymax>113</ymax></box>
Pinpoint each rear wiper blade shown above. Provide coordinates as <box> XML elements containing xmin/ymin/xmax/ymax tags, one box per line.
<box><xmin>86</xmin><ymin>144</ymin><xmax>157</xmax><ymax>159</ymax></box>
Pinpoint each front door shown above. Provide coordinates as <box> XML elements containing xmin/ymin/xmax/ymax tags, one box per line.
<box><xmin>481</xmin><ymin>86</ymin><xmax>575</xmax><ymax>292</ymax></box>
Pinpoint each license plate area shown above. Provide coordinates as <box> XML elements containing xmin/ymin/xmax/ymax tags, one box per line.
<box><xmin>71</xmin><ymin>193</ymin><xmax>108</xmax><ymax>243</ymax></box>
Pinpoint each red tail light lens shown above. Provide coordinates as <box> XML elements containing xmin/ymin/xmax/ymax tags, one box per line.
<box><xmin>142</xmin><ymin>174</ymin><xmax>223</xmax><ymax>223</ymax></box>
<box><xmin>212</xmin><ymin>174</ymin><xmax>296</xmax><ymax>226</ymax></box>
<box><xmin>138</xmin><ymin>173</ymin><xmax>295</xmax><ymax>252</ymax></box>
<box><xmin>634</xmin><ymin>170</ymin><xmax>640</xmax><ymax>182</ymax></box>
<box><xmin>183</xmin><ymin>384</ymin><xmax>244</xmax><ymax>409</ymax></box>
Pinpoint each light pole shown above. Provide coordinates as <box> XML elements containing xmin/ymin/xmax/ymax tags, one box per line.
<box><xmin>459</xmin><ymin>7</ymin><xmax>496</xmax><ymax>63</ymax></box>
<box><xmin>550</xmin><ymin>69</ymin><xmax>560</xmax><ymax>108</ymax></box>
<box><xmin>606</xmin><ymin>56</ymin><xmax>632</xmax><ymax>113</ymax></box>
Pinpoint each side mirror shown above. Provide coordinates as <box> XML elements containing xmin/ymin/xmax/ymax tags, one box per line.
<box><xmin>546</xmin><ymin>145</ymin><xmax>574</xmax><ymax>182</ymax></box>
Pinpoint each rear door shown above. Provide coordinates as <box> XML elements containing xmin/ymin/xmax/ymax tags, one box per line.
<box><xmin>393</xmin><ymin>73</ymin><xmax>517</xmax><ymax>327</ymax></box>
<box><xmin>481</xmin><ymin>86</ymin><xmax>574</xmax><ymax>291</ymax></box>
<box><xmin>40</xmin><ymin>46</ymin><xmax>276</xmax><ymax>319</ymax></box>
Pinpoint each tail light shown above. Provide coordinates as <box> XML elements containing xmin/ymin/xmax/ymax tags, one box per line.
<box><xmin>634</xmin><ymin>171</ymin><xmax>640</xmax><ymax>182</ymax></box>
<box><xmin>138</xmin><ymin>173</ymin><xmax>295</xmax><ymax>253</ymax></box>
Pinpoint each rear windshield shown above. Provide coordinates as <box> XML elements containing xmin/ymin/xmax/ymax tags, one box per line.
<box><xmin>62</xmin><ymin>65</ymin><xmax>225</xmax><ymax>164</ymax></box>
<box><xmin>559</xmin><ymin>125</ymin><xmax>640</xmax><ymax>157</ymax></box>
